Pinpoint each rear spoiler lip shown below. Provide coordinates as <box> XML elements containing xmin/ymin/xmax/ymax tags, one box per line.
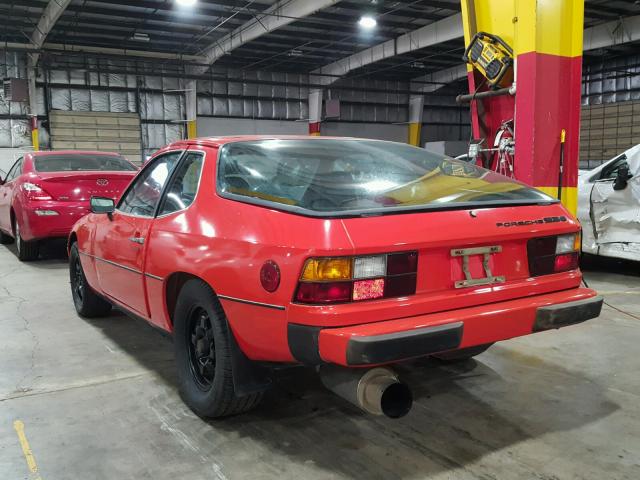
<box><xmin>37</xmin><ymin>171</ymin><xmax>137</xmax><ymax>181</ymax></box>
<box><xmin>218</xmin><ymin>191</ymin><xmax>561</xmax><ymax>219</ymax></box>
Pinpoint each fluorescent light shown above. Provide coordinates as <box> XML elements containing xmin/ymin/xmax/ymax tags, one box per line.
<box><xmin>358</xmin><ymin>15</ymin><xmax>377</xmax><ymax>29</ymax></box>
<box><xmin>176</xmin><ymin>0</ymin><xmax>197</xmax><ymax>6</ymax></box>
<box><xmin>131</xmin><ymin>33</ymin><xmax>150</xmax><ymax>42</ymax></box>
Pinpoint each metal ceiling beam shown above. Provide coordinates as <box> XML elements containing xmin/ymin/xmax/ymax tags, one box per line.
<box><xmin>583</xmin><ymin>15</ymin><xmax>640</xmax><ymax>51</ymax></box>
<box><xmin>194</xmin><ymin>0</ymin><xmax>340</xmax><ymax>72</ymax></box>
<box><xmin>310</xmin><ymin>13</ymin><xmax>462</xmax><ymax>86</ymax></box>
<box><xmin>411</xmin><ymin>14</ymin><xmax>640</xmax><ymax>92</ymax></box>
<box><xmin>31</xmin><ymin>0</ymin><xmax>72</xmax><ymax>63</ymax></box>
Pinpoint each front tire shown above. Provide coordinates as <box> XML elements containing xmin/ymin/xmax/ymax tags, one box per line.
<box><xmin>69</xmin><ymin>243</ymin><xmax>112</xmax><ymax>317</ymax></box>
<box><xmin>14</xmin><ymin>220</ymin><xmax>39</xmax><ymax>261</ymax></box>
<box><xmin>174</xmin><ymin>279</ymin><xmax>263</xmax><ymax>418</ymax></box>
<box><xmin>433</xmin><ymin>343</ymin><xmax>494</xmax><ymax>363</ymax></box>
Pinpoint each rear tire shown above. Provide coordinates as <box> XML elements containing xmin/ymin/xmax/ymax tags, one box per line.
<box><xmin>433</xmin><ymin>343</ymin><xmax>494</xmax><ymax>363</ymax></box>
<box><xmin>69</xmin><ymin>243</ymin><xmax>112</xmax><ymax>317</ymax></box>
<box><xmin>14</xmin><ymin>220</ymin><xmax>39</xmax><ymax>261</ymax></box>
<box><xmin>0</xmin><ymin>229</ymin><xmax>13</xmax><ymax>245</ymax></box>
<box><xmin>174</xmin><ymin>279</ymin><xmax>263</xmax><ymax>418</ymax></box>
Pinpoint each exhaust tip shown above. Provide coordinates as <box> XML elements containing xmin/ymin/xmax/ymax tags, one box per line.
<box><xmin>380</xmin><ymin>382</ymin><xmax>413</xmax><ymax>419</ymax></box>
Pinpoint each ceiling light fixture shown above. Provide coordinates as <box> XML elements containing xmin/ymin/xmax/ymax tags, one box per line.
<box><xmin>176</xmin><ymin>0</ymin><xmax>197</xmax><ymax>7</ymax></box>
<box><xmin>131</xmin><ymin>33</ymin><xmax>150</xmax><ymax>42</ymax></box>
<box><xmin>358</xmin><ymin>15</ymin><xmax>377</xmax><ymax>29</ymax></box>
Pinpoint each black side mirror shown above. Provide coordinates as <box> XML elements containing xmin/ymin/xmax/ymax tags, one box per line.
<box><xmin>613</xmin><ymin>164</ymin><xmax>631</xmax><ymax>191</ymax></box>
<box><xmin>0</xmin><ymin>169</ymin><xmax>6</xmax><ymax>185</ymax></box>
<box><xmin>90</xmin><ymin>196</ymin><xmax>115</xmax><ymax>214</ymax></box>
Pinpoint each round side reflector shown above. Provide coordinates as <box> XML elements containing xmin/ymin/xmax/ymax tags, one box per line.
<box><xmin>260</xmin><ymin>261</ymin><xmax>281</xmax><ymax>292</ymax></box>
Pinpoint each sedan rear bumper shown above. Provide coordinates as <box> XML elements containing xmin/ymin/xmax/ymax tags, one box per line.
<box><xmin>288</xmin><ymin>288</ymin><xmax>602</xmax><ymax>366</ymax></box>
<box><xmin>20</xmin><ymin>202</ymin><xmax>89</xmax><ymax>241</ymax></box>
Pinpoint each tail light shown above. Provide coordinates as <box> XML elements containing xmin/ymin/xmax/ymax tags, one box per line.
<box><xmin>22</xmin><ymin>182</ymin><xmax>53</xmax><ymax>201</ymax></box>
<box><xmin>295</xmin><ymin>252</ymin><xmax>418</xmax><ymax>304</ymax></box>
<box><xmin>527</xmin><ymin>233</ymin><xmax>580</xmax><ymax>276</ymax></box>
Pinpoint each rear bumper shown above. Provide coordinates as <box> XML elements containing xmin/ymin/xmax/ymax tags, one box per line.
<box><xmin>20</xmin><ymin>202</ymin><xmax>89</xmax><ymax>240</ymax></box>
<box><xmin>288</xmin><ymin>288</ymin><xmax>602</xmax><ymax>366</ymax></box>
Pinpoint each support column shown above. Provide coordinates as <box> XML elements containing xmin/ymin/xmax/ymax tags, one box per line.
<box><xmin>461</xmin><ymin>0</ymin><xmax>584</xmax><ymax>214</ymax></box>
<box><xmin>185</xmin><ymin>79</ymin><xmax>197</xmax><ymax>139</ymax></box>
<box><xmin>27</xmin><ymin>56</ymin><xmax>39</xmax><ymax>151</ymax></box>
<box><xmin>408</xmin><ymin>95</ymin><xmax>425</xmax><ymax>146</ymax></box>
<box><xmin>308</xmin><ymin>89</ymin><xmax>323</xmax><ymax>136</ymax></box>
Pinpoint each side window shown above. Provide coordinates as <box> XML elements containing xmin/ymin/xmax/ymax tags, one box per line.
<box><xmin>159</xmin><ymin>151</ymin><xmax>204</xmax><ymax>216</ymax></box>
<box><xmin>598</xmin><ymin>156</ymin><xmax>628</xmax><ymax>181</ymax></box>
<box><xmin>118</xmin><ymin>151</ymin><xmax>182</xmax><ymax>216</ymax></box>
<box><xmin>5</xmin><ymin>158</ymin><xmax>23</xmax><ymax>182</ymax></box>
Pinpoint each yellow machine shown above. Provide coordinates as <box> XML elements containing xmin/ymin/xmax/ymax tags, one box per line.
<box><xmin>462</xmin><ymin>31</ymin><xmax>514</xmax><ymax>88</ymax></box>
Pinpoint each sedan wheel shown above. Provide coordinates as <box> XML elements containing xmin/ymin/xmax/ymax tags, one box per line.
<box><xmin>14</xmin><ymin>220</ymin><xmax>39</xmax><ymax>261</ymax></box>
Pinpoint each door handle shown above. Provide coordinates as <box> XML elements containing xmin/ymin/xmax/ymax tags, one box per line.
<box><xmin>129</xmin><ymin>237</ymin><xmax>145</xmax><ymax>245</ymax></box>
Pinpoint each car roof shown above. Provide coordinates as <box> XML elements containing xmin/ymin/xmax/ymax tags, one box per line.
<box><xmin>30</xmin><ymin>150</ymin><xmax>123</xmax><ymax>157</ymax></box>
<box><xmin>164</xmin><ymin>135</ymin><xmax>365</xmax><ymax>150</ymax></box>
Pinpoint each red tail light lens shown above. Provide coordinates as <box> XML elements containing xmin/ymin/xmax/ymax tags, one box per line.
<box><xmin>527</xmin><ymin>234</ymin><xmax>580</xmax><ymax>276</ymax></box>
<box><xmin>295</xmin><ymin>252</ymin><xmax>418</xmax><ymax>305</ymax></box>
<box><xmin>22</xmin><ymin>182</ymin><xmax>53</xmax><ymax>201</ymax></box>
<box><xmin>295</xmin><ymin>282</ymin><xmax>351</xmax><ymax>303</ymax></box>
<box><xmin>554</xmin><ymin>252</ymin><xmax>579</xmax><ymax>272</ymax></box>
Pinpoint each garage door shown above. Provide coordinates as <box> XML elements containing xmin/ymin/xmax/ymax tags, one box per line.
<box><xmin>49</xmin><ymin>111</ymin><xmax>142</xmax><ymax>164</ymax></box>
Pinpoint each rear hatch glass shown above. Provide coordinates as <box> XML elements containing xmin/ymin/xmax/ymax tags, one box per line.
<box><xmin>217</xmin><ymin>139</ymin><xmax>554</xmax><ymax>217</ymax></box>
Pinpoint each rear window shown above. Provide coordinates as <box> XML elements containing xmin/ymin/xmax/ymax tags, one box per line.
<box><xmin>217</xmin><ymin>139</ymin><xmax>554</xmax><ymax>217</ymax></box>
<box><xmin>34</xmin><ymin>154</ymin><xmax>137</xmax><ymax>172</ymax></box>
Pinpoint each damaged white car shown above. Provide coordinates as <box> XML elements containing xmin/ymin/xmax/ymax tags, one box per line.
<box><xmin>578</xmin><ymin>144</ymin><xmax>640</xmax><ymax>261</ymax></box>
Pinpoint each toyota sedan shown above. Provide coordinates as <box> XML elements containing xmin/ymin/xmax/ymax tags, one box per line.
<box><xmin>68</xmin><ymin>136</ymin><xmax>602</xmax><ymax>419</ymax></box>
<box><xmin>0</xmin><ymin>151</ymin><xmax>137</xmax><ymax>261</ymax></box>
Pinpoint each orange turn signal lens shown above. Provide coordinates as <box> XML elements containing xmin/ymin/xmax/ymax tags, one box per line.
<box><xmin>301</xmin><ymin>258</ymin><xmax>352</xmax><ymax>281</ymax></box>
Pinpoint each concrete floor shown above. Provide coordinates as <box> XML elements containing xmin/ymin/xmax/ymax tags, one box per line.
<box><xmin>0</xmin><ymin>242</ymin><xmax>639</xmax><ymax>480</ymax></box>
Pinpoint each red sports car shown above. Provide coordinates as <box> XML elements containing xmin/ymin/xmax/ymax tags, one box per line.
<box><xmin>0</xmin><ymin>151</ymin><xmax>137</xmax><ymax>261</ymax></box>
<box><xmin>68</xmin><ymin>136</ymin><xmax>602</xmax><ymax>419</ymax></box>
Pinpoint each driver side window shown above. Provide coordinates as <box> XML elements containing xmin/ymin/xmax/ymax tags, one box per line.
<box><xmin>118</xmin><ymin>151</ymin><xmax>182</xmax><ymax>217</ymax></box>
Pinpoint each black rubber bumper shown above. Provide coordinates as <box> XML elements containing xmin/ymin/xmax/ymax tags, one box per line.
<box><xmin>288</xmin><ymin>321</ymin><xmax>464</xmax><ymax>366</ymax></box>
<box><xmin>533</xmin><ymin>295</ymin><xmax>603</xmax><ymax>332</ymax></box>
<box><xmin>345</xmin><ymin>322</ymin><xmax>464</xmax><ymax>366</ymax></box>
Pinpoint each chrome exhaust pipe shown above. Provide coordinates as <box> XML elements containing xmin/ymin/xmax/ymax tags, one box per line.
<box><xmin>319</xmin><ymin>365</ymin><xmax>412</xmax><ymax>418</ymax></box>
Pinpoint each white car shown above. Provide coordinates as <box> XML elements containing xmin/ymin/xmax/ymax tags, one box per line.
<box><xmin>577</xmin><ymin>144</ymin><xmax>640</xmax><ymax>262</ymax></box>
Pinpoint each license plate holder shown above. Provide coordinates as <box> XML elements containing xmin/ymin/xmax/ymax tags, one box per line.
<box><xmin>451</xmin><ymin>245</ymin><xmax>505</xmax><ymax>289</ymax></box>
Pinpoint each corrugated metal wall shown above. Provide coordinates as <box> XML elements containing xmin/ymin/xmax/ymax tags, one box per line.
<box><xmin>0</xmin><ymin>52</ymin><xmax>35</xmax><ymax>149</ymax></box>
<box><xmin>1</xmin><ymin>52</ymin><xmax>469</xmax><ymax>157</ymax></box>
<box><xmin>3</xmin><ymin>50</ymin><xmax>637</xmax><ymax>162</ymax></box>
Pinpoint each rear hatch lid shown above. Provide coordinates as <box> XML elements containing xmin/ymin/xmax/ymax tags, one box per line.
<box><xmin>340</xmin><ymin>203</ymin><xmax>581</xmax><ymax>314</ymax></box>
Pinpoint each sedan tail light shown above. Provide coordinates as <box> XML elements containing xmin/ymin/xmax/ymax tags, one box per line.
<box><xmin>295</xmin><ymin>252</ymin><xmax>418</xmax><ymax>304</ymax></box>
<box><xmin>527</xmin><ymin>233</ymin><xmax>580</xmax><ymax>277</ymax></box>
<box><xmin>22</xmin><ymin>182</ymin><xmax>53</xmax><ymax>201</ymax></box>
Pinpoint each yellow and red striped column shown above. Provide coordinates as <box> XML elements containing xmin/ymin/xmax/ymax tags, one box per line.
<box><xmin>461</xmin><ymin>0</ymin><xmax>584</xmax><ymax>214</ymax></box>
<box><xmin>186</xmin><ymin>79</ymin><xmax>198</xmax><ymax>139</ymax></box>
<box><xmin>408</xmin><ymin>95</ymin><xmax>425</xmax><ymax>146</ymax></box>
<box><xmin>309</xmin><ymin>89</ymin><xmax>323</xmax><ymax>136</ymax></box>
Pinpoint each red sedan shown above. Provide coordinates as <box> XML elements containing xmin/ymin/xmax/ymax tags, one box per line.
<box><xmin>68</xmin><ymin>136</ymin><xmax>602</xmax><ymax>419</ymax></box>
<box><xmin>0</xmin><ymin>151</ymin><xmax>137</xmax><ymax>261</ymax></box>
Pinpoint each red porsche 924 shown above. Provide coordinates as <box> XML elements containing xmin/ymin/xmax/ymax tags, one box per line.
<box><xmin>68</xmin><ymin>136</ymin><xmax>602</xmax><ymax>419</ymax></box>
<box><xmin>0</xmin><ymin>151</ymin><xmax>137</xmax><ymax>261</ymax></box>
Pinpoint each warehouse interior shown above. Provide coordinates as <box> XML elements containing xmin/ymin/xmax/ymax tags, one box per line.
<box><xmin>1</xmin><ymin>1</ymin><xmax>640</xmax><ymax>479</ymax></box>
